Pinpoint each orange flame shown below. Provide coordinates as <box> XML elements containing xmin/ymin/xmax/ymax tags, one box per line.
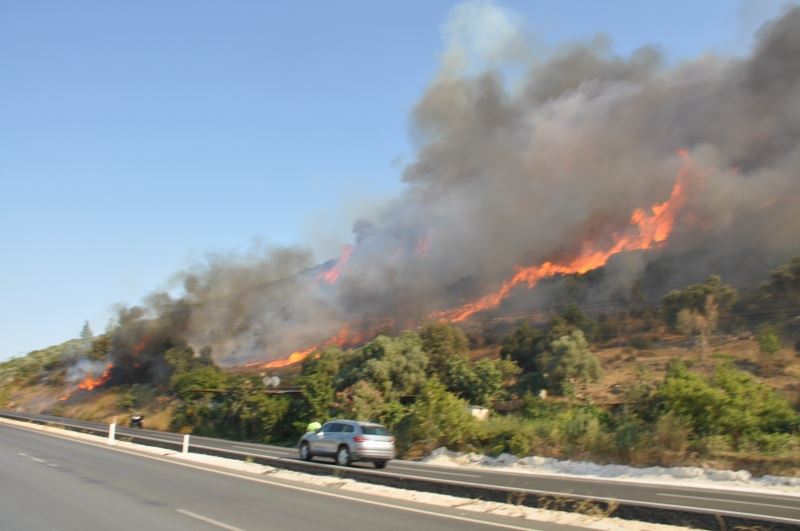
<box><xmin>133</xmin><ymin>337</ymin><xmax>149</xmax><ymax>355</ymax></box>
<box><xmin>77</xmin><ymin>363</ymin><xmax>113</xmax><ymax>391</ymax></box>
<box><xmin>319</xmin><ymin>244</ymin><xmax>354</xmax><ymax>284</ymax></box>
<box><xmin>256</xmin><ymin>152</ymin><xmax>693</xmax><ymax>368</ymax></box>
<box><xmin>438</xmin><ymin>152</ymin><xmax>692</xmax><ymax>322</ymax></box>
<box><xmin>253</xmin><ymin>319</ymin><xmax>393</xmax><ymax>369</ymax></box>
<box><xmin>261</xmin><ymin>347</ymin><xmax>316</xmax><ymax>369</ymax></box>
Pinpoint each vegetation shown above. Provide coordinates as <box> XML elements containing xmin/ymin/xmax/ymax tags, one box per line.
<box><xmin>2</xmin><ymin>255</ymin><xmax>799</xmax><ymax>475</ymax></box>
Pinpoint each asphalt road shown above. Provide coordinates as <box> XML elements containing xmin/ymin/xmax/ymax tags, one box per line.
<box><xmin>4</xmin><ymin>411</ymin><xmax>800</xmax><ymax>527</ymax></box>
<box><xmin>0</xmin><ymin>422</ymin><xmax>582</xmax><ymax>531</ymax></box>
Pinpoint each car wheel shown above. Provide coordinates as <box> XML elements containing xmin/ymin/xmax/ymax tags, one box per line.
<box><xmin>374</xmin><ymin>461</ymin><xmax>387</xmax><ymax>469</ymax></box>
<box><xmin>299</xmin><ymin>442</ymin><xmax>312</xmax><ymax>461</ymax></box>
<box><xmin>336</xmin><ymin>445</ymin><xmax>352</xmax><ymax>467</ymax></box>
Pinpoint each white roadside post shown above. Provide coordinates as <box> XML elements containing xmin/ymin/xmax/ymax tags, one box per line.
<box><xmin>108</xmin><ymin>417</ymin><xmax>117</xmax><ymax>446</ymax></box>
<box><xmin>182</xmin><ymin>434</ymin><xmax>190</xmax><ymax>454</ymax></box>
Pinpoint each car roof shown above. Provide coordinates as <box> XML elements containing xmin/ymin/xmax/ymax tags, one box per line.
<box><xmin>327</xmin><ymin>419</ymin><xmax>384</xmax><ymax>427</ymax></box>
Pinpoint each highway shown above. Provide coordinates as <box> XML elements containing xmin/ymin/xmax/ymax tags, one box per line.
<box><xmin>4</xmin><ymin>411</ymin><xmax>800</xmax><ymax>528</ymax></box>
<box><xmin>0</xmin><ymin>422</ymin><xmax>583</xmax><ymax>531</ymax></box>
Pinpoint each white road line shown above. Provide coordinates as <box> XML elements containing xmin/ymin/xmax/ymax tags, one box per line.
<box><xmin>48</xmin><ymin>463</ymin><xmax>60</xmax><ymax>468</ymax></box>
<box><xmin>657</xmin><ymin>493</ymin><xmax>799</xmax><ymax>510</ymax></box>
<box><xmin>17</xmin><ymin>452</ymin><xmax>27</xmax><ymax>457</ymax></box>
<box><xmin>30</xmin><ymin>457</ymin><xmax>46</xmax><ymax>463</ymax></box>
<box><xmin>20</xmin><ymin>429</ymin><xmax>540</xmax><ymax>530</ymax></box>
<box><xmin>176</xmin><ymin>509</ymin><xmax>245</xmax><ymax>531</ymax></box>
<box><xmin>9</xmin><ymin>419</ymin><xmax>799</xmax><ymax>529</ymax></box>
<box><xmin>389</xmin><ymin>465</ymin><xmax>481</xmax><ymax>478</ymax></box>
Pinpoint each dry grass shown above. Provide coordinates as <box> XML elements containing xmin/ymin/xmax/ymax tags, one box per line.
<box><xmin>584</xmin><ymin>336</ymin><xmax>800</xmax><ymax>408</ymax></box>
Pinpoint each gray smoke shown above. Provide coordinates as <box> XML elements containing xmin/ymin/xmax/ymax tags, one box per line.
<box><xmin>104</xmin><ymin>2</ymin><xmax>800</xmax><ymax>372</ymax></box>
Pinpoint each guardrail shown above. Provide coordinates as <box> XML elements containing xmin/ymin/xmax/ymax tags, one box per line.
<box><xmin>1</xmin><ymin>410</ymin><xmax>797</xmax><ymax>531</ymax></box>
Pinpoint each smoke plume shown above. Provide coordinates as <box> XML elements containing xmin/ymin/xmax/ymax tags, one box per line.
<box><xmin>95</xmin><ymin>2</ymin><xmax>800</xmax><ymax>377</ymax></box>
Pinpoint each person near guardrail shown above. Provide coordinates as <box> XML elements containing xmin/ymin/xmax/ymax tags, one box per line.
<box><xmin>129</xmin><ymin>413</ymin><xmax>144</xmax><ymax>428</ymax></box>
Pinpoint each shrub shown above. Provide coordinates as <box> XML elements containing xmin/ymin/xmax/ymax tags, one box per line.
<box><xmin>655</xmin><ymin>360</ymin><xmax>800</xmax><ymax>443</ymax></box>
<box><xmin>613</xmin><ymin>413</ymin><xmax>648</xmax><ymax>461</ymax></box>
<box><xmin>757</xmin><ymin>328</ymin><xmax>781</xmax><ymax>358</ymax></box>
<box><xmin>541</xmin><ymin>330</ymin><xmax>602</xmax><ymax>396</ymax></box>
<box><xmin>662</xmin><ymin>275</ymin><xmax>737</xmax><ymax>328</ymax></box>
<box><xmin>419</xmin><ymin>321</ymin><xmax>469</xmax><ymax>378</ymax></box>
<box><xmin>500</xmin><ymin>324</ymin><xmax>547</xmax><ymax>373</ymax></box>
<box><xmin>400</xmin><ymin>378</ymin><xmax>477</xmax><ymax>451</ymax></box>
<box><xmin>738</xmin><ymin>433</ymin><xmax>800</xmax><ymax>455</ymax></box>
<box><xmin>507</xmin><ymin>432</ymin><xmax>531</xmax><ymax>456</ymax></box>
<box><xmin>651</xmin><ymin>413</ymin><xmax>691</xmax><ymax>455</ymax></box>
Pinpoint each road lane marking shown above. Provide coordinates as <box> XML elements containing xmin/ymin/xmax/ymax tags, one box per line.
<box><xmin>7</xmin><ymin>419</ymin><xmax>800</xmax><ymax>529</ymax></box>
<box><xmin>176</xmin><ymin>509</ymin><xmax>245</xmax><ymax>531</ymax></box>
<box><xmin>389</xmin><ymin>465</ymin><xmax>481</xmax><ymax>478</ymax></box>
<box><xmin>17</xmin><ymin>452</ymin><xmax>60</xmax><ymax>468</ymax></box>
<box><xmin>18</xmin><ymin>431</ymin><xmax>541</xmax><ymax>530</ymax></box>
<box><xmin>657</xmin><ymin>493</ymin><xmax>800</xmax><ymax>511</ymax></box>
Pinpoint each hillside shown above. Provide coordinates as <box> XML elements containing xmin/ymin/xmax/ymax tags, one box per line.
<box><xmin>2</xmin><ymin>257</ymin><xmax>799</xmax><ymax>477</ymax></box>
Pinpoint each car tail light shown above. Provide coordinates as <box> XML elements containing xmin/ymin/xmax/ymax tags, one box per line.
<box><xmin>353</xmin><ymin>435</ymin><xmax>366</xmax><ymax>443</ymax></box>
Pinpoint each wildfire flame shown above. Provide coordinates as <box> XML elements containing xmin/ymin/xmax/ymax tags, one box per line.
<box><xmin>438</xmin><ymin>151</ymin><xmax>692</xmax><ymax>322</ymax></box>
<box><xmin>256</xmin><ymin>151</ymin><xmax>693</xmax><ymax>368</ymax></box>
<box><xmin>133</xmin><ymin>338</ymin><xmax>148</xmax><ymax>354</ymax></box>
<box><xmin>260</xmin><ymin>347</ymin><xmax>316</xmax><ymax>369</ymax></box>
<box><xmin>76</xmin><ymin>363</ymin><xmax>113</xmax><ymax>391</ymax></box>
<box><xmin>253</xmin><ymin>319</ymin><xmax>393</xmax><ymax>370</ymax></box>
<box><xmin>319</xmin><ymin>244</ymin><xmax>354</xmax><ymax>284</ymax></box>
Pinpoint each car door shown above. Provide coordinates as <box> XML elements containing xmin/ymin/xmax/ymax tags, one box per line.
<box><xmin>315</xmin><ymin>422</ymin><xmax>341</xmax><ymax>455</ymax></box>
<box><xmin>339</xmin><ymin>422</ymin><xmax>355</xmax><ymax>450</ymax></box>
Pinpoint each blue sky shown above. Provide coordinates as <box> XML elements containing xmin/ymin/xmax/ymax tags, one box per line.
<box><xmin>0</xmin><ymin>0</ymin><xmax>788</xmax><ymax>359</ymax></box>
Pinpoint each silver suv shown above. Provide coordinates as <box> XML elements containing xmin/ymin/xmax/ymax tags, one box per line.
<box><xmin>298</xmin><ymin>419</ymin><xmax>395</xmax><ymax>468</ymax></box>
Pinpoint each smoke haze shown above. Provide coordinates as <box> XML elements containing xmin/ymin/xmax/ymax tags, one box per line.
<box><xmin>97</xmin><ymin>2</ymin><xmax>800</xmax><ymax>375</ymax></box>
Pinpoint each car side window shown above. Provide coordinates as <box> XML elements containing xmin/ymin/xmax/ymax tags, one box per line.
<box><xmin>320</xmin><ymin>423</ymin><xmax>335</xmax><ymax>433</ymax></box>
<box><xmin>325</xmin><ymin>423</ymin><xmax>343</xmax><ymax>433</ymax></box>
<box><xmin>342</xmin><ymin>424</ymin><xmax>354</xmax><ymax>433</ymax></box>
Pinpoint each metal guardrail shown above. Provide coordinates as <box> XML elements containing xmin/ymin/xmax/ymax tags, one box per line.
<box><xmin>2</xmin><ymin>411</ymin><xmax>798</xmax><ymax>531</ymax></box>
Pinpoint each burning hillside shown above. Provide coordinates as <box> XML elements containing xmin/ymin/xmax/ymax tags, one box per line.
<box><xmin>59</xmin><ymin>3</ymin><xmax>800</xmax><ymax>386</ymax></box>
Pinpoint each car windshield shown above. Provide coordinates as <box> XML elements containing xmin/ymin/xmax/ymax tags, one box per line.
<box><xmin>361</xmin><ymin>425</ymin><xmax>390</xmax><ymax>436</ymax></box>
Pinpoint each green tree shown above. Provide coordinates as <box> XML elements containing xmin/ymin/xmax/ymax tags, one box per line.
<box><xmin>357</xmin><ymin>333</ymin><xmax>429</xmax><ymax>399</ymax></box>
<box><xmin>761</xmin><ymin>255</ymin><xmax>800</xmax><ymax>308</ymax></box>
<box><xmin>170</xmin><ymin>366</ymin><xmax>228</xmax><ymax>401</ymax></box>
<box><xmin>561</xmin><ymin>304</ymin><xmax>597</xmax><ymax>341</ymax></box>
<box><xmin>676</xmin><ymin>294</ymin><xmax>718</xmax><ymax>361</ymax></box>
<box><xmin>500</xmin><ymin>324</ymin><xmax>547</xmax><ymax>373</ymax></box>
<box><xmin>164</xmin><ymin>346</ymin><xmax>195</xmax><ymax>375</ymax></box>
<box><xmin>88</xmin><ymin>334</ymin><xmax>112</xmax><ymax>362</ymax></box>
<box><xmin>403</xmin><ymin>378</ymin><xmax>476</xmax><ymax>450</ymax></box>
<box><xmin>299</xmin><ymin>371</ymin><xmax>335</xmax><ymax>421</ymax></box>
<box><xmin>301</xmin><ymin>346</ymin><xmax>341</xmax><ymax>378</ymax></box>
<box><xmin>337</xmin><ymin>381</ymin><xmax>386</xmax><ymax>422</ymax></box>
<box><xmin>442</xmin><ymin>356</ymin><xmax>519</xmax><ymax>406</ymax></box>
<box><xmin>541</xmin><ymin>330</ymin><xmax>602</xmax><ymax>396</ymax></box>
<box><xmin>419</xmin><ymin>321</ymin><xmax>469</xmax><ymax>378</ymax></box>
<box><xmin>231</xmin><ymin>393</ymin><xmax>291</xmax><ymax>442</ymax></box>
<box><xmin>80</xmin><ymin>321</ymin><xmax>94</xmax><ymax>342</ymax></box>
<box><xmin>662</xmin><ymin>275</ymin><xmax>737</xmax><ymax>328</ymax></box>
<box><xmin>758</xmin><ymin>328</ymin><xmax>781</xmax><ymax>358</ymax></box>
